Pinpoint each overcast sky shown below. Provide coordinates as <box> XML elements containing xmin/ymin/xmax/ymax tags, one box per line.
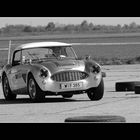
<box><xmin>0</xmin><ymin>17</ymin><xmax>140</xmax><ymax>27</ymax></box>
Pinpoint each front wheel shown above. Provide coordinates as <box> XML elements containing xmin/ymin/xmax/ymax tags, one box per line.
<box><xmin>2</xmin><ymin>75</ymin><xmax>17</xmax><ymax>100</ymax></box>
<box><xmin>27</xmin><ymin>75</ymin><xmax>45</xmax><ymax>102</ymax></box>
<box><xmin>87</xmin><ymin>78</ymin><xmax>104</xmax><ymax>101</ymax></box>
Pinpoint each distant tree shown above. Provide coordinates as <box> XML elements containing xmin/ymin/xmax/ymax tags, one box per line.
<box><xmin>81</xmin><ymin>20</ymin><xmax>88</xmax><ymax>26</ymax></box>
<box><xmin>23</xmin><ymin>26</ymin><xmax>33</xmax><ymax>32</ymax></box>
<box><xmin>36</xmin><ymin>26</ymin><xmax>46</xmax><ymax>32</ymax></box>
<box><xmin>64</xmin><ymin>24</ymin><xmax>75</xmax><ymax>31</ymax></box>
<box><xmin>45</xmin><ymin>22</ymin><xmax>55</xmax><ymax>31</ymax></box>
<box><xmin>80</xmin><ymin>20</ymin><xmax>89</xmax><ymax>30</ymax></box>
<box><xmin>113</xmin><ymin>24</ymin><xmax>121</xmax><ymax>32</ymax></box>
<box><xmin>117</xmin><ymin>24</ymin><xmax>121</xmax><ymax>29</ymax></box>
<box><xmin>94</xmin><ymin>25</ymin><xmax>102</xmax><ymax>30</ymax></box>
<box><xmin>88</xmin><ymin>22</ymin><xmax>94</xmax><ymax>30</ymax></box>
<box><xmin>129</xmin><ymin>22</ymin><xmax>137</xmax><ymax>28</ymax></box>
<box><xmin>123</xmin><ymin>24</ymin><xmax>129</xmax><ymax>29</ymax></box>
<box><xmin>74</xmin><ymin>24</ymin><xmax>81</xmax><ymax>32</ymax></box>
<box><xmin>3</xmin><ymin>24</ymin><xmax>13</xmax><ymax>33</ymax></box>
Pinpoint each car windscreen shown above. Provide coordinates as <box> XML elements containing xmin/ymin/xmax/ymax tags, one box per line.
<box><xmin>21</xmin><ymin>46</ymin><xmax>77</xmax><ymax>62</ymax></box>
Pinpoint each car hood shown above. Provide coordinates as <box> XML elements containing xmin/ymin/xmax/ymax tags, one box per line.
<box><xmin>40</xmin><ymin>59</ymin><xmax>85</xmax><ymax>74</ymax></box>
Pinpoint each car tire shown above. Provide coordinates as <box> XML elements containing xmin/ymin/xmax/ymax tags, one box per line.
<box><xmin>2</xmin><ymin>75</ymin><xmax>17</xmax><ymax>100</ymax></box>
<box><xmin>87</xmin><ymin>78</ymin><xmax>104</xmax><ymax>101</ymax></box>
<box><xmin>115</xmin><ymin>81</ymin><xmax>140</xmax><ymax>92</ymax></box>
<box><xmin>134</xmin><ymin>85</ymin><xmax>140</xmax><ymax>94</ymax></box>
<box><xmin>62</xmin><ymin>94</ymin><xmax>73</xmax><ymax>98</ymax></box>
<box><xmin>27</xmin><ymin>75</ymin><xmax>45</xmax><ymax>102</ymax></box>
<box><xmin>65</xmin><ymin>115</ymin><xmax>126</xmax><ymax>122</ymax></box>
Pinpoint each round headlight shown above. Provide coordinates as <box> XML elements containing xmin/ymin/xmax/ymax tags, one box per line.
<box><xmin>40</xmin><ymin>68</ymin><xmax>49</xmax><ymax>78</ymax></box>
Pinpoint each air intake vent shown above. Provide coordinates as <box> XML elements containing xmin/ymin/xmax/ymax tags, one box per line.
<box><xmin>51</xmin><ymin>71</ymin><xmax>88</xmax><ymax>82</ymax></box>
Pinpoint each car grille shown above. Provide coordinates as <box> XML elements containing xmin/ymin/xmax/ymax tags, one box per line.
<box><xmin>51</xmin><ymin>71</ymin><xmax>88</xmax><ymax>82</ymax></box>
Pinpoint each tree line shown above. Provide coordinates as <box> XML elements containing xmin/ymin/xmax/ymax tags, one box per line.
<box><xmin>0</xmin><ymin>20</ymin><xmax>140</xmax><ymax>36</ymax></box>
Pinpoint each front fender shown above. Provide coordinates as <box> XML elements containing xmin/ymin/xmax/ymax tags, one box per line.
<box><xmin>26</xmin><ymin>64</ymin><xmax>50</xmax><ymax>87</ymax></box>
<box><xmin>84</xmin><ymin>59</ymin><xmax>101</xmax><ymax>73</ymax></box>
<box><xmin>1</xmin><ymin>64</ymin><xmax>12</xmax><ymax>81</ymax></box>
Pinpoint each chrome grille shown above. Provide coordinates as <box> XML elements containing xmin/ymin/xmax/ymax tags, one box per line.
<box><xmin>51</xmin><ymin>71</ymin><xmax>88</xmax><ymax>82</ymax></box>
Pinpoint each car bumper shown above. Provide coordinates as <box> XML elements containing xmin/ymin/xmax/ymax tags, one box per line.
<box><xmin>37</xmin><ymin>72</ymin><xmax>102</xmax><ymax>94</ymax></box>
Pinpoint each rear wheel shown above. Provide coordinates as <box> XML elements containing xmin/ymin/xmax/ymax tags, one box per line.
<box><xmin>2</xmin><ymin>75</ymin><xmax>17</xmax><ymax>100</ymax></box>
<box><xmin>27</xmin><ymin>75</ymin><xmax>45</xmax><ymax>102</ymax></box>
<box><xmin>87</xmin><ymin>78</ymin><xmax>104</xmax><ymax>101</ymax></box>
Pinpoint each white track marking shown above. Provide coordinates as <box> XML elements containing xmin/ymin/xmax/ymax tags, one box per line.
<box><xmin>0</xmin><ymin>48</ymin><xmax>8</xmax><ymax>51</ymax></box>
<box><xmin>0</xmin><ymin>43</ymin><xmax>21</xmax><ymax>51</ymax></box>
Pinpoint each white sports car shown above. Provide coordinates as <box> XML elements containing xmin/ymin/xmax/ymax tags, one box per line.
<box><xmin>1</xmin><ymin>42</ymin><xmax>105</xmax><ymax>101</ymax></box>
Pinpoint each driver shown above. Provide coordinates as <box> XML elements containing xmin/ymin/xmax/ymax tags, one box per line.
<box><xmin>52</xmin><ymin>47</ymin><xmax>61</xmax><ymax>57</ymax></box>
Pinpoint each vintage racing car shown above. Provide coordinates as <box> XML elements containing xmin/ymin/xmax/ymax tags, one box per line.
<box><xmin>1</xmin><ymin>42</ymin><xmax>105</xmax><ymax>101</ymax></box>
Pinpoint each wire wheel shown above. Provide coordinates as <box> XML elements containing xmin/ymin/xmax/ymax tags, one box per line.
<box><xmin>2</xmin><ymin>75</ymin><xmax>17</xmax><ymax>100</ymax></box>
<box><xmin>28</xmin><ymin>78</ymin><xmax>37</xmax><ymax>100</ymax></box>
<box><xmin>28</xmin><ymin>75</ymin><xmax>45</xmax><ymax>102</ymax></box>
<box><xmin>3</xmin><ymin>76</ymin><xmax>9</xmax><ymax>97</ymax></box>
<box><xmin>87</xmin><ymin>78</ymin><xmax>104</xmax><ymax>101</ymax></box>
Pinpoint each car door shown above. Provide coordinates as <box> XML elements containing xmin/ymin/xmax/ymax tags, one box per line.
<box><xmin>18</xmin><ymin>63</ymin><xmax>29</xmax><ymax>91</ymax></box>
<box><xmin>9</xmin><ymin>50</ymin><xmax>26</xmax><ymax>92</ymax></box>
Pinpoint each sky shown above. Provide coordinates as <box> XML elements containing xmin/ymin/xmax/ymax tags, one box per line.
<box><xmin>0</xmin><ymin>17</ymin><xmax>140</xmax><ymax>27</ymax></box>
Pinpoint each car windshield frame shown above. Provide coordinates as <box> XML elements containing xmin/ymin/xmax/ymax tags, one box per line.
<box><xmin>21</xmin><ymin>46</ymin><xmax>77</xmax><ymax>63</ymax></box>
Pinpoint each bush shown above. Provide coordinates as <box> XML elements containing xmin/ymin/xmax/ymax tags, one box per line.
<box><xmin>23</xmin><ymin>26</ymin><xmax>33</xmax><ymax>32</ymax></box>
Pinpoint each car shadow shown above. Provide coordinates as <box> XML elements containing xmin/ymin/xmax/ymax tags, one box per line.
<box><xmin>0</xmin><ymin>97</ymin><xmax>89</xmax><ymax>105</ymax></box>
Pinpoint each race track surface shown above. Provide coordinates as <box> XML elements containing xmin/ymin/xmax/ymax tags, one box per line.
<box><xmin>0</xmin><ymin>64</ymin><xmax>140</xmax><ymax>123</ymax></box>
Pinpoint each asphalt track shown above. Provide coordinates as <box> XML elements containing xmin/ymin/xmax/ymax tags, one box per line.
<box><xmin>0</xmin><ymin>64</ymin><xmax>140</xmax><ymax>123</ymax></box>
